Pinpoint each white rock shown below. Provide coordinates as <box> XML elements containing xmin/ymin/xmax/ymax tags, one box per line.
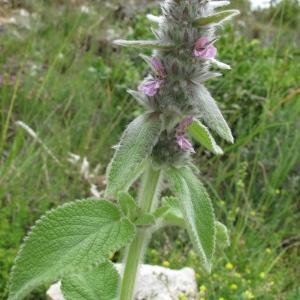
<box><xmin>47</xmin><ymin>264</ymin><xmax>198</xmax><ymax>300</ymax></box>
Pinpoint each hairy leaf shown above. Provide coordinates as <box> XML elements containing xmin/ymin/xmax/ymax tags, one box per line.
<box><xmin>118</xmin><ymin>192</ymin><xmax>138</xmax><ymax>221</ymax></box>
<box><xmin>166</xmin><ymin>167</ymin><xmax>216</xmax><ymax>272</ymax></box>
<box><xmin>8</xmin><ymin>199</ymin><xmax>135</xmax><ymax>300</ymax></box>
<box><xmin>113</xmin><ymin>40</ymin><xmax>174</xmax><ymax>50</ymax></box>
<box><xmin>215</xmin><ymin>221</ymin><xmax>230</xmax><ymax>248</ymax></box>
<box><xmin>61</xmin><ymin>261</ymin><xmax>119</xmax><ymax>300</ymax></box>
<box><xmin>193</xmin><ymin>10</ymin><xmax>240</xmax><ymax>26</ymax></box>
<box><xmin>127</xmin><ymin>89</ymin><xmax>150</xmax><ymax>108</ymax></box>
<box><xmin>187</xmin><ymin>120</ymin><xmax>223</xmax><ymax>155</ymax></box>
<box><xmin>146</xmin><ymin>14</ymin><xmax>163</xmax><ymax>23</ymax></box>
<box><xmin>105</xmin><ymin>113</ymin><xmax>162</xmax><ymax>197</ymax></box>
<box><xmin>193</xmin><ymin>84</ymin><xmax>234</xmax><ymax>143</ymax></box>
<box><xmin>210</xmin><ymin>1</ymin><xmax>231</xmax><ymax>9</ymax></box>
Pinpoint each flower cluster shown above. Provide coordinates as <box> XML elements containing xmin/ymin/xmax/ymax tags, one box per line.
<box><xmin>115</xmin><ymin>0</ymin><xmax>239</xmax><ymax>164</ymax></box>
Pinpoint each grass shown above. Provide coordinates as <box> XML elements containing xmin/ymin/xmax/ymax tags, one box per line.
<box><xmin>1</xmin><ymin>1</ymin><xmax>300</xmax><ymax>299</ymax></box>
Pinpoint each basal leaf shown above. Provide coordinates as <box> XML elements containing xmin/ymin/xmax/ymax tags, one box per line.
<box><xmin>105</xmin><ymin>112</ymin><xmax>162</xmax><ymax>197</ymax></box>
<box><xmin>187</xmin><ymin>120</ymin><xmax>223</xmax><ymax>155</ymax></box>
<box><xmin>193</xmin><ymin>10</ymin><xmax>240</xmax><ymax>26</ymax></box>
<box><xmin>193</xmin><ymin>84</ymin><xmax>234</xmax><ymax>143</ymax></box>
<box><xmin>61</xmin><ymin>261</ymin><xmax>119</xmax><ymax>300</ymax></box>
<box><xmin>166</xmin><ymin>167</ymin><xmax>216</xmax><ymax>272</ymax></box>
<box><xmin>113</xmin><ymin>39</ymin><xmax>174</xmax><ymax>50</ymax></box>
<box><xmin>8</xmin><ymin>199</ymin><xmax>135</xmax><ymax>300</ymax></box>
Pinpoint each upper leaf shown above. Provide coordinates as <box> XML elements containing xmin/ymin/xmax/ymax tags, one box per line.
<box><xmin>105</xmin><ymin>112</ymin><xmax>162</xmax><ymax>197</ymax></box>
<box><xmin>113</xmin><ymin>40</ymin><xmax>174</xmax><ymax>50</ymax></box>
<box><xmin>215</xmin><ymin>221</ymin><xmax>230</xmax><ymax>248</ymax></box>
<box><xmin>118</xmin><ymin>192</ymin><xmax>138</xmax><ymax>221</ymax></box>
<box><xmin>61</xmin><ymin>261</ymin><xmax>119</xmax><ymax>300</ymax></box>
<box><xmin>193</xmin><ymin>84</ymin><xmax>234</xmax><ymax>143</ymax></box>
<box><xmin>8</xmin><ymin>199</ymin><xmax>135</xmax><ymax>300</ymax></box>
<box><xmin>166</xmin><ymin>167</ymin><xmax>216</xmax><ymax>272</ymax></box>
<box><xmin>193</xmin><ymin>10</ymin><xmax>240</xmax><ymax>26</ymax></box>
<box><xmin>187</xmin><ymin>120</ymin><xmax>223</xmax><ymax>155</ymax></box>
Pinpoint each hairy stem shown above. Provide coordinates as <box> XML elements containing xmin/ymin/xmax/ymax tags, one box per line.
<box><xmin>119</xmin><ymin>163</ymin><xmax>163</xmax><ymax>300</ymax></box>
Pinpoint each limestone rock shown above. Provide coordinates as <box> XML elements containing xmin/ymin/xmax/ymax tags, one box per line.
<box><xmin>47</xmin><ymin>264</ymin><xmax>198</xmax><ymax>300</ymax></box>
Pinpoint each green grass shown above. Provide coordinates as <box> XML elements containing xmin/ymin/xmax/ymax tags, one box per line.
<box><xmin>1</xmin><ymin>1</ymin><xmax>300</xmax><ymax>299</ymax></box>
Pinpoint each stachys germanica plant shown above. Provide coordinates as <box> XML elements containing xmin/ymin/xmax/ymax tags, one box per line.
<box><xmin>8</xmin><ymin>1</ymin><xmax>239</xmax><ymax>299</ymax></box>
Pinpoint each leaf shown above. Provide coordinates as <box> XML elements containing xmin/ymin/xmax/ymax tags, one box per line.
<box><xmin>127</xmin><ymin>89</ymin><xmax>150</xmax><ymax>108</ymax></box>
<box><xmin>118</xmin><ymin>192</ymin><xmax>138</xmax><ymax>221</ymax></box>
<box><xmin>61</xmin><ymin>261</ymin><xmax>119</xmax><ymax>300</ymax></box>
<box><xmin>187</xmin><ymin>120</ymin><xmax>223</xmax><ymax>155</ymax></box>
<box><xmin>191</xmin><ymin>72</ymin><xmax>222</xmax><ymax>84</ymax></box>
<box><xmin>166</xmin><ymin>167</ymin><xmax>216</xmax><ymax>272</ymax></box>
<box><xmin>135</xmin><ymin>213</ymin><xmax>156</xmax><ymax>226</ymax></box>
<box><xmin>210</xmin><ymin>1</ymin><xmax>231</xmax><ymax>9</ymax></box>
<box><xmin>193</xmin><ymin>84</ymin><xmax>234</xmax><ymax>143</ymax></box>
<box><xmin>146</xmin><ymin>14</ymin><xmax>163</xmax><ymax>23</ymax></box>
<box><xmin>105</xmin><ymin>112</ymin><xmax>162</xmax><ymax>197</ymax></box>
<box><xmin>215</xmin><ymin>221</ymin><xmax>230</xmax><ymax>248</ymax></box>
<box><xmin>113</xmin><ymin>39</ymin><xmax>174</xmax><ymax>50</ymax></box>
<box><xmin>210</xmin><ymin>58</ymin><xmax>231</xmax><ymax>70</ymax></box>
<box><xmin>193</xmin><ymin>10</ymin><xmax>240</xmax><ymax>26</ymax></box>
<box><xmin>8</xmin><ymin>199</ymin><xmax>135</xmax><ymax>300</ymax></box>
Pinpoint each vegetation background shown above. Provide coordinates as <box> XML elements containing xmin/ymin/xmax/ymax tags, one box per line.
<box><xmin>0</xmin><ymin>0</ymin><xmax>299</xmax><ymax>299</ymax></box>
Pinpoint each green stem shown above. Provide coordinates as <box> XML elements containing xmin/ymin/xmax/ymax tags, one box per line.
<box><xmin>119</xmin><ymin>163</ymin><xmax>163</xmax><ymax>300</ymax></box>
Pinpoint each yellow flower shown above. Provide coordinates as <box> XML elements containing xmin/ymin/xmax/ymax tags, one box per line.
<box><xmin>259</xmin><ymin>272</ymin><xmax>266</xmax><ymax>279</ymax></box>
<box><xmin>178</xmin><ymin>292</ymin><xmax>187</xmax><ymax>300</ymax></box>
<box><xmin>219</xmin><ymin>297</ymin><xmax>225</xmax><ymax>300</ymax></box>
<box><xmin>199</xmin><ymin>285</ymin><xmax>207</xmax><ymax>293</ymax></box>
<box><xmin>234</xmin><ymin>272</ymin><xmax>242</xmax><ymax>278</ymax></box>
<box><xmin>225</xmin><ymin>262</ymin><xmax>234</xmax><ymax>270</ymax></box>
<box><xmin>250</xmin><ymin>210</ymin><xmax>256</xmax><ymax>217</ymax></box>
<box><xmin>265</xmin><ymin>248</ymin><xmax>272</xmax><ymax>254</ymax></box>
<box><xmin>229</xmin><ymin>283</ymin><xmax>238</xmax><ymax>290</ymax></box>
<box><xmin>244</xmin><ymin>290</ymin><xmax>255</xmax><ymax>299</ymax></box>
<box><xmin>162</xmin><ymin>260</ymin><xmax>170</xmax><ymax>268</ymax></box>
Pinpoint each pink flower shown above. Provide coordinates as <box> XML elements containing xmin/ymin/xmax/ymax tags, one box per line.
<box><xmin>139</xmin><ymin>57</ymin><xmax>166</xmax><ymax>97</ymax></box>
<box><xmin>151</xmin><ymin>57</ymin><xmax>166</xmax><ymax>78</ymax></box>
<box><xmin>176</xmin><ymin>135</ymin><xmax>195</xmax><ymax>153</ymax></box>
<box><xmin>194</xmin><ymin>37</ymin><xmax>217</xmax><ymax>59</ymax></box>
<box><xmin>177</xmin><ymin>116</ymin><xmax>193</xmax><ymax>134</ymax></box>
<box><xmin>138</xmin><ymin>78</ymin><xmax>164</xmax><ymax>97</ymax></box>
<box><xmin>176</xmin><ymin>116</ymin><xmax>195</xmax><ymax>153</ymax></box>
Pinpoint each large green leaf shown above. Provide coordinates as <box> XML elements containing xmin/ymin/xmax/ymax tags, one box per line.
<box><xmin>166</xmin><ymin>167</ymin><xmax>216</xmax><ymax>272</ymax></box>
<box><xmin>193</xmin><ymin>10</ymin><xmax>240</xmax><ymax>26</ymax></box>
<box><xmin>187</xmin><ymin>120</ymin><xmax>223</xmax><ymax>155</ymax></box>
<box><xmin>61</xmin><ymin>261</ymin><xmax>119</xmax><ymax>300</ymax></box>
<box><xmin>8</xmin><ymin>199</ymin><xmax>135</xmax><ymax>300</ymax></box>
<box><xmin>113</xmin><ymin>39</ymin><xmax>174</xmax><ymax>50</ymax></box>
<box><xmin>105</xmin><ymin>113</ymin><xmax>162</xmax><ymax>197</ymax></box>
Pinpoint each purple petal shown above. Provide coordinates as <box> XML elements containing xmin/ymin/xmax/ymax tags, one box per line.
<box><xmin>138</xmin><ymin>78</ymin><xmax>164</xmax><ymax>97</ymax></box>
<box><xmin>195</xmin><ymin>36</ymin><xmax>209</xmax><ymax>49</ymax></box>
<box><xmin>178</xmin><ymin>116</ymin><xmax>193</xmax><ymax>132</ymax></box>
<box><xmin>194</xmin><ymin>37</ymin><xmax>217</xmax><ymax>59</ymax></box>
<box><xmin>151</xmin><ymin>57</ymin><xmax>166</xmax><ymax>78</ymax></box>
<box><xmin>176</xmin><ymin>135</ymin><xmax>195</xmax><ymax>153</ymax></box>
